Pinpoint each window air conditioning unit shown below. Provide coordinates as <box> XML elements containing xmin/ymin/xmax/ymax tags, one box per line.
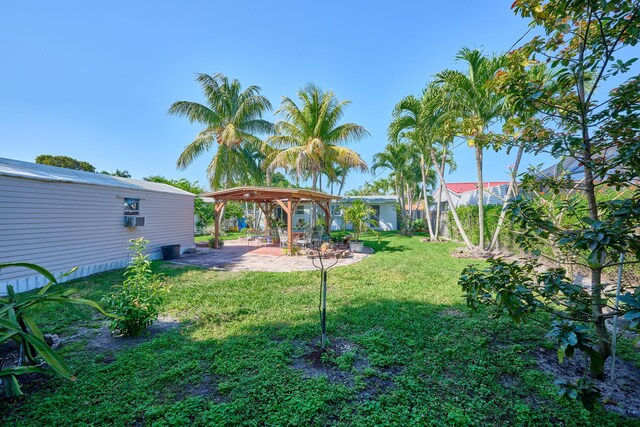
<box><xmin>124</xmin><ymin>216</ymin><xmax>146</xmax><ymax>227</ymax></box>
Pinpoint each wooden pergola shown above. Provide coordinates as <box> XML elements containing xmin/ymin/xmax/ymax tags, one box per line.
<box><xmin>200</xmin><ymin>186</ymin><xmax>340</xmax><ymax>253</ymax></box>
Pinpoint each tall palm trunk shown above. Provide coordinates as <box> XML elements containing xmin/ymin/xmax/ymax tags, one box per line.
<box><xmin>430</xmin><ymin>148</ymin><xmax>473</xmax><ymax>249</ymax></box>
<box><xmin>488</xmin><ymin>142</ymin><xmax>524</xmax><ymax>252</ymax></box>
<box><xmin>475</xmin><ymin>144</ymin><xmax>485</xmax><ymax>250</ymax></box>
<box><xmin>399</xmin><ymin>174</ymin><xmax>409</xmax><ymax>234</ymax></box>
<box><xmin>420</xmin><ymin>154</ymin><xmax>435</xmax><ymax>240</ymax></box>
<box><xmin>434</xmin><ymin>146</ymin><xmax>448</xmax><ymax>240</ymax></box>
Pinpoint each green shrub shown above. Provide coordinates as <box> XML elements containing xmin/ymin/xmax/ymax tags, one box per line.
<box><xmin>448</xmin><ymin>205</ymin><xmax>518</xmax><ymax>250</ymax></box>
<box><xmin>330</xmin><ymin>231</ymin><xmax>352</xmax><ymax>243</ymax></box>
<box><xmin>208</xmin><ymin>237</ymin><xmax>224</xmax><ymax>248</ymax></box>
<box><xmin>102</xmin><ymin>238</ymin><xmax>170</xmax><ymax>337</ymax></box>
<box><xmin>412</xmin><ymin>218</ymin><xmax>426</xmax><ymax>232</ymax></box>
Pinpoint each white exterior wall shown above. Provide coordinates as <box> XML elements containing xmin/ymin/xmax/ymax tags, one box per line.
<box><xmin>377</xmin><ymin>203</ymin><xmax>397</xmax><ymax>231</ymax></box>
<box><xmin>0</xmin><ymin>175</ymin><xmax>194</xmax><ymax>295</ymax></box>
<box><xmin>329</xmin><ymin>201</ymin><xmax>397</xmax><ymax>231</ymax></box>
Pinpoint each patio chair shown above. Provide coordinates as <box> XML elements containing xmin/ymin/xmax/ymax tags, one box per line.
<box><xmin>295</xmin><ymin>227</ymin><xmax>313</xmax><ymax>249</ymax></box>
<box><xmin>311</xmin><ymin>225</ymin><xmax>324</xmax><ymax>247</ymax></box>
<box><xmin>278</xmin><ymin>228</ymin><xmax>288</xmax><ymax>248</ymax></box>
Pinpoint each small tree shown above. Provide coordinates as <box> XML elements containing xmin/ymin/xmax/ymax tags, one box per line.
<box><xmin>460</xmin><ymin>0</ymin><xmax>640</xmax><ymax>407</ymax></box>
<box><xmin>35</xmin><ymin>154</ymin><xmax>96</xmax><ymax>172</ymax></box>
<box><xmin>342</xmin><ymin>199</ymin><xmax>376</xmax><ymax>242</ymax></box>
<box><xmin>103</xmin><ymin>238</ymin><xmax>170</xmax><ymax>337</ymax></box>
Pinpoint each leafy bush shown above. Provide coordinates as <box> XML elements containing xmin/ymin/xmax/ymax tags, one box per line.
<box><xmin>208</xmin><ymin>237</ymin><xmax>224</xmax><ymax>248</ymax></box>
<box><xmin>448</xmin><ymin>205</ymin><xmax>517</xmax><ymax>251</ymax></box>
<box><xmin>102</xmin><ymin>238</ymin><xmax>170</xmax><ymax>337</ymax></box>
<box><xmin>412</xmin><ymin>218</ymin><xmax>426</xmax><ymax>232</ymax></box>
<box><xmin>330</xmin><ymin>231</ymin><xmax>352</xmax><ymax>243</ymax></box>
<box><xmin>0</xmin><ymin>262</ymin><xmax>113</xmax><ymax>397</ymax></box>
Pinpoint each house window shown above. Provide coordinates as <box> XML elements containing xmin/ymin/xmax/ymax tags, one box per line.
<box><xmin>331</xmin><ymin>205</ymin><xmax>342</xmax><ymax>217</ymax></box>
<box><xmin>295</xmin><ymin>206</ymin><xmax>305</xmax><ymax>215</ymax></box>
<box><xmin>124</xmin><ymin>198</ymin><xmax>140</xmax><ymax>215</ymax></box>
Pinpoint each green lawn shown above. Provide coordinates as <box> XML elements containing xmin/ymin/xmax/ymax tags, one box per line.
<box><xmin>194</xmin><ymin>231</ymin><xmax>244</xmax><ymax>243</ymax></box>
<box><xmin>2</xmin><ymin>233</ymin><xmax>638</xmax><ymax>426</ymax></box>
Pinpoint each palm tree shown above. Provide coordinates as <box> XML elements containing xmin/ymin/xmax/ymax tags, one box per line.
<box><xmin>436</xmin><ymin>48</ymin><xmax>506</xmax><ymax>250</ymax></box>
<box><xmin>388</xmin><ymin>95</ymin><xmax>438</xmax><ymax>239</ymax></box>
<box><xmin>372</xmin><ymin>141</ymin><xmax>416</xmax><ymax>235</ymax></box>
<box><xmin>168</xmin><ymin>73</ymin><xmax>274</xmax><ymax>189</ymax></box>
<box><xmin>417</xmin><ymin>83</ymin><xmax>474</xmax><ymax>249</ymax></box>
<box><xmin>266</xmin><ymin>84</ymin><xmax>369</xmax><ymax>191</ymax></box>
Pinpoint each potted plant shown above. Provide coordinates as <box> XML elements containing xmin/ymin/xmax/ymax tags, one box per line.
<box><xmin>342</xmin><ymin>200</ymin><xmax>377</xmax><ymax>253</ymax></box>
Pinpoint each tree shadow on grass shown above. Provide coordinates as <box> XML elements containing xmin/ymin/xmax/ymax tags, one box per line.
<box><xmin>367</xmin><ymin>240</ymin><xmax>408</xmax><ymax>253</ymax></box>
<box><xmin>4</xmin><ymin>295</ymin><xmax>625</xmax><ymax>426</ymax></box>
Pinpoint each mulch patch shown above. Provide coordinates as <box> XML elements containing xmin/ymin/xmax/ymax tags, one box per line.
<box><xmin>535</xmin><ymin>347</ymin><xmax>640</xmax><ymax>418</ymax></box>
<box><xmin>292</xmin><ymin>337</ymin><xmax>403</xmax><ymax>401</ymax></box>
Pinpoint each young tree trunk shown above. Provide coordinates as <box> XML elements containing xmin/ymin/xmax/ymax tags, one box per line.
<box><xmin>420</xmin><ymin>154</ymin><xmax>436</xmax><ymax>240</ymax></box>
<box><xmin>430</xmin><ymin>149</ymin><xmax>473</xmax><ymax>249</ymax></box>
<box><xmin>475</xmin><ymin>144</ymin><xmax>485</xmax><ymax>250</ymax></box>
<box><xmin>488</xmin><ymin>142</ymin><xmax>524</xmax><ymax>252</ymax></box>
<box><xmin>435</xmin><ymin>146</ymin><xmax>448</xmax><ymax>240</ymax></box>
<box><xmin>576</xmin><ymin>46</ymin><xmax>609</xmax><ymax>377</ymax></box>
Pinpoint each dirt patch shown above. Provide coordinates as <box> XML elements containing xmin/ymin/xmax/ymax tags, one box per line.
<box><xmin>535</xmin><ymin>347</ymin><xmax>640</xmax><ymax>418</ymax></box>
<box><xmin>292</xmin><ymin>337</ymin><xmax>403</xmax><ymax>401</ymax></box>
<box><xmin>64</xmin><ymin>314</ymin><xmax>181</xmax><ymax>353</ymax></box>
<box><xmin>292</xmin><ymin>339</ymin><xmax>357</xmax><ymax>387</ymax></box>
<box><xmin>184</xmin><ymin>374</ymin><xmax>228</xmax><ymax>403</ymax></box>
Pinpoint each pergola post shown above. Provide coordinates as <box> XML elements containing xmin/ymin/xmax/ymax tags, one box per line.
<box><xmin>287</xmin><ymin>199</ymin><xmax>293</xmax><ymax>253</ymax></box>
<box><xmin>214</xmin><ymin>201</ymin><xmax>227</xmax><ymax>249</ymax></box>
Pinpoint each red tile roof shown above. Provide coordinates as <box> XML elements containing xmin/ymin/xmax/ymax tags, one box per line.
<box><xmin>445</xmin><ymin>182</ymin><xmax>509</xmax><ymax>194</ymax></box>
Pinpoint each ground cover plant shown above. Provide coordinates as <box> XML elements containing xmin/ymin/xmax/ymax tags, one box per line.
<box><xmin>1</xmin><ymin>233</ymin><xmax>639</xmax><ymax>426</ymax></box>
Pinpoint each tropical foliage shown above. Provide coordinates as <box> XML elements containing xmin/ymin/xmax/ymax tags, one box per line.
<box><xmin>0</xmin><ymin>263</ymin><xmax>113</xmax><ymax>397</ymax></box>
<box><xmin>341</xmin><ymin>199</ymin><xmax>378</xmax><ymax>242</ymax></box>
<box><xmin>459</xmin><ymin>0</ymin><xmax>640</xmax><ymax>406</ymax></box>
<box><xmin>35</xmin><ymin>155</ymin><xmax>96</xmax><ymax>172</ymax></box>
<box><xmin>266</xmin><ymin>84</ymin><xmax>369</xmax><ymax>191</ymax></box>
<box><xmin>168</xmin><ymin>73</ymin><xmax>274</xmax><ymax>189</ymax></box>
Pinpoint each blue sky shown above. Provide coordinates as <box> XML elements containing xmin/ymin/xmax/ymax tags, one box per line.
<box><xmin>0</xmin><ymin>1</ymin><xmax>554</xmax><ymax>192</ymax></box>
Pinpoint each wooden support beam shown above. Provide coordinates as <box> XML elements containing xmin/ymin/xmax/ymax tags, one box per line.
<box><xmin>274</xmin><ymin>198</ymin><xmax>289</xmax><ymax>213</ymax></box>
<box><xmin>287</xmin><ymin>199</ymin><xmax>293</xmax><ymax>255</ymax></box>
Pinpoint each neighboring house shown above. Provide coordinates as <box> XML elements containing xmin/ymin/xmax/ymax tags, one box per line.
<box><xmin>278</xmin><ymin>195</ymin><xmax>398</xmax><ymax>231</ymax></box>
<box><xmin>432</xmin><ymin>182</ymin><xmax>510</xmax><ymax>211</ymax></box>
<box><xmin>331</xmin><ymin>196</ymin><xmax>398</xmax><ymax>231</ymax></box>
<box><xmin>0</xmin><ymin>157</ymin><xmax>195</xmax><ymax>295</ymax></box>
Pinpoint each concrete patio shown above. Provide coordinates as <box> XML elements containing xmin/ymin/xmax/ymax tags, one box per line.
<box><xmin>170</xmin><ymin>239</ymin><xmax>371</xmax><ymax>272</ymax></box>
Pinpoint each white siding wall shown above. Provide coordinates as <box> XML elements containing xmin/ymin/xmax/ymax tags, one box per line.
<box><xmin>329</xmin><ymin>202</ymin><xmax>397</xmax><ymax>231</ymax></box>
<box><xmin>377</xmin><ymin>203</ymin><xmax>397</xmax><ymax>231</ymax></box>
<box><xmin>0</xmin><ymin>175</ymin><xmax>194</xmax><ymax>295</ymax></box>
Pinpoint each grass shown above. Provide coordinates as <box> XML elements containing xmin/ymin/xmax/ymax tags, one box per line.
<box><xmin>2</xmin><ymin>233</ymin><xmax>639</xmax><ymax>426</ymax></box>
<box><xmin>194</xmin><ymin>231</ymin><xmax>244</xmax><ymax>243</ymax></box>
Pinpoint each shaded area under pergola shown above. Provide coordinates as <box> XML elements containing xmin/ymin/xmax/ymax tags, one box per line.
<box><xmin>200</xmin><ymin>186</ymin><xmax>340</xmax><ymax>254</ymax></box>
